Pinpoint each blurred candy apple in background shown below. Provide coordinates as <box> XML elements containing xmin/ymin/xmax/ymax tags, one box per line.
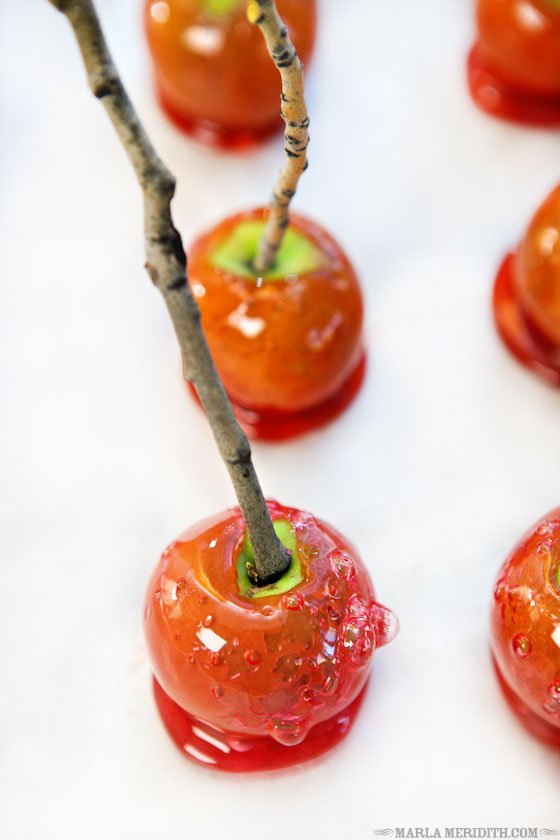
<box><xmin>467</xmin><ymin>0</ymin><xmax>560</xmax><ymax>125</ymax></box>
<box><xmin>493</xmin><ymin>184</ymin><xmax>560</xmax><ymax>386</ymax></box>
<box><xmin>145</xmin><ymin>0</ymin><xmax>317</xmax><ymax>148</ymax></box>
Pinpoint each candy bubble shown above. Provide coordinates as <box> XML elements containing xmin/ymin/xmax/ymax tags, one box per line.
<box><xmin>321</xmin><ymin>671</ymin><xmax>339</xmax><ymax>695</ymax></box>
<box><xmin>327</xmin><ymin>577</ymin><xmax>342</xmax><ymax>599</ymax></box>
<box><xmin>244</xmin><ymin>650</ymin><xmax>262</xmax><ymax>667</ymax></box>
<box><xmin>269</xmin><ymin>715</ymin><xmax>307</xmax><ymax>746</ymax></box>
<box><xmin>370</xmin><ymin>603</ymin><xmax>400</xmax><ymax>648</ymax></box>
<box><xmin>281</xmin><ymin>592</ymin><xmax>305</xmax><ymax>611</ymax></box>
<box><xmin>544</xmin><ymin>681</ymin><xmax>560</xmax><ymax>715</ymax></box>
<box><xmin>339</xmin><ymin>595</ymin><xmax>376</xmax><ymax>667</ymax></box>
<box><xmin>512</xmin><ymin>634</ymin><xmax>532</xmax><ymax>659</ymax></box>
<box><xmin>329</xmin><ymin>549</ymin><xmax>356</xmax><ymax>581</ymax></box>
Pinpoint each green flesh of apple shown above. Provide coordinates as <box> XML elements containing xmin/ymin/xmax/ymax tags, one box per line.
<box><xmin>210</xmin><ymin>221</ymin><xmax>325</xmax><ymax>281</ymax></box>
<box><xmin>202</xmin><ymin>0</ymin><xmax>241</xmax><ymax>17</ymax></box>
<box><xmin>237</xmin><ymin>519</ymin><xmax>303</xmax><ymax>599</ymax></box>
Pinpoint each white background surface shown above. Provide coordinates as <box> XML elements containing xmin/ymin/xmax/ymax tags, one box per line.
<box><xmin>1</xmin><ymin>0</ymin><xmax>559</xmax><ymax>836</ymax></box>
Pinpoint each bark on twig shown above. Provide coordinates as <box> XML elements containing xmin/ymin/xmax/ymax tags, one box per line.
<box><xmin>248</xmin><ymin>0</ymin><xmax>310</xmax><ymax>274</ymax></box>
<box><xmin>46</xmin><ymin>0</ymin><xmax>291</xmax><ymax>586</ymax></box>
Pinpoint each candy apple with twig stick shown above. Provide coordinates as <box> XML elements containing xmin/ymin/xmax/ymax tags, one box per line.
<box><xmin>188</xmin><ymin>0</ymin><xmax>366</xmax><ymax>441</ymax></box>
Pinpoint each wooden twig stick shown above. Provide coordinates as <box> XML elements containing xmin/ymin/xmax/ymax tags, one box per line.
<box><xmin>46</xmin><ymin>0</ymin><xmax>291</xmax><ymax>586</ymax></box>
<box><xmin>248</xmin><ymin>0</ymin><xmax>310</xmax><ymax>274</ymax></box>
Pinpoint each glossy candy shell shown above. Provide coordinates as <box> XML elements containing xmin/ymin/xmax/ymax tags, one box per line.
<box><xmin>189</xmin><ymin>208</ymin><xmax>365</xmax><ymax>438</ymax></box>
<box><xmin>144</xmin><ymin>501</ymin><xmax>397</xmax><ymax>768</ymax></box>
<box><xmin>490</xmin><ymin>508</ymin><xmax>560</xmax><ymax>747</ymax></box>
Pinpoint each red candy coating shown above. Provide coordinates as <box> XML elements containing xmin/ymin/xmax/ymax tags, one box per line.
<box><xmin>144</xmin><ymin>501</ymin><xmax>398</xmax><ymax>771</ymax></box>
<box><xmin>144</xmin><ymin>0</ymin><xmax>317</xmax><ymax>148</ymax></box>
<box><xmin>152</xmin><ymin>677</ymin><xmax>369</xmax><ymax>772</ymax></box>
<box><xmin>468</xmin><ymin>0</ymin><xmax>560</xmax><ymax>126</ymax></box>
<box><xmin>490</xmin><ymin>508</ymin><xmax>560</xmax><ymax>748</ymax></box>
<box><xmin>493</xmin><ymin>185</ymin><xmax>560</xmax><ymax>385</ymax></box>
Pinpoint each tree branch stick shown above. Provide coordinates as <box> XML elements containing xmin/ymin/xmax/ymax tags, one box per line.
<box><xmin>248</xmin><ymin>0</ymin><xmax>310</xmax><ymax>274</ymax></box>
<box><xmin>46</xmin><ymin>0</ymin><xmax>291</xmax><ymax>586</ymax></box>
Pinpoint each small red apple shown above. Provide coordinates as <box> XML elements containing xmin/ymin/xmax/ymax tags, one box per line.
<box><xmin>144</xmin><ymin>0</ymin><xmax>317</xmax><ymax>148</ymax></box>
<box><xmin>188</xmin><ymin>208</ymin><xmax>366</xmax><ymax>440</ymax></box>
<box><xmin>493</xmin><ymin>184</ymin><xmax>560</xmax><ymax>386</ymax></box>
<box><xmin>491</xmin><ymin>508</ymin><xmax>560</xmax><ymax>748</ymax></box>
<box><xmin>144</xmin><ymin>500</ymin><xmax>398</xmax><ymax>771</ymax></box>
<box><xmin>467</xmin><ymin>0</ymin><xmax>560</xmax><ymax>125</ymax></box>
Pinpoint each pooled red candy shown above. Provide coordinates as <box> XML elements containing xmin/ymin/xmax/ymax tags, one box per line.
<box><xmin>144</xmin><ymin>500</ymin><xmax>398</xmax><ymax>771</ymax></box>
<box><xmin>188</xmin><ymin>208</ymin><xmax>366</xmax><ymax>440</ymax></box>
<box><xmin>493</xmin><ymin>184</ymin><xmax>560</xmax><ymax>386</ymax></box>
<box><xmin>144</xmin><ymin>0</ymin><xmax>317</xmax><ymax>148</ymax></box>
<box><xmin>467</xmin><ymin>0</ymin><xmax>560</xmax><ymax>126</ymax></box>
<box><xmin>491</xmin><ymin>508</ymin><xmax>560</xmax><ymax>748</ymax></box>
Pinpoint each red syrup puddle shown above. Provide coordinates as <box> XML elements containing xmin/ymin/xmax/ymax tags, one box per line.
<box><xmin>153</xmin><ymin>676</ymin><xmax>368</xmax><ymax>773</ymax></box>
<box><xmin>492</xmin><ymin>252</ymin><xmax>560</xmax><ymax>387</ymax></box>
<box><xmin>187</xmin><ymin>351</ymin><xmax>367</xmax><ymax>442</ymax></box>
<box><xmin>492</xmin><ymin>656</ymin><xmax>560</xmax><ymax>750</ymax></box>
<box><xmin>467</xmin><ymin>45</ymin><xmax>560</xmax><ymax>127</ymax></box>
<box><xmin>157</xmin><ymin>88</ymin><xmax>282</xmax><ymax>151</ymax></box>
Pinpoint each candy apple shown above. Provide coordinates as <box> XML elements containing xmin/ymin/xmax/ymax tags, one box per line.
<box><xmin>493</xmin><ymin>184</ymin><xmax>560</xmax><ymax>386</ymax></box>
<box><xmin>188</xmin><ymin>207</ymin><xmax>366</xmax><ymax>440</ymax></box>
<box><xmin>144</xmin><ymin>0</ymin><xmax>317</xmax><ymax>148</ymax></box>
<box><xmin>144</xmin><ymin>500</ymin><xmax>398</xmax><ymax>771</ymax></box>
<box><xmin>467</xmin><ymin>0</ymin><xmax>560</xmax><ymax>125</ymax></box>
<box><xmin>491</xmin><ymin>508</ymin><xmax>560</xmax><ymax>748</ymax></box>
